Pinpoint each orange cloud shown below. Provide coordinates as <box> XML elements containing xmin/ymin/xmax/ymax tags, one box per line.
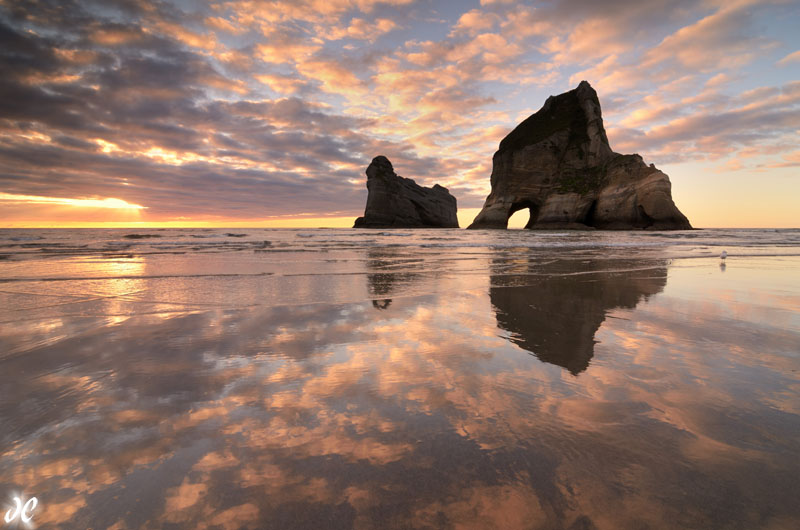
<box><xmin>450</xmin><ymin>9</ymin><xmax>500</xmax><ymax>36</ymax></box>
<box><xmin>256</xmin><ymin>40</ymin><xmax>321</xmax><ymax>64</ymax></box>
<box><xmin>323</xmin><ymin>17</ymin><xmax>398</xmax><ymax>41</ymax></box>
<box><xmin>151</xmin><ymin>20</ymin><xmax>219</xmax><ymax>51</ymax></box>
<box><xmin>297</xmin><ymin>57</ymin><xmax>366</xmax><ymax>96</ymax></box>
<box><xmin>255</xmin><ymin>73</ymin><xmax>308</xmax><ymax>94</ymax></box>
<box><xmin>205</xmin><ymin>15</ymin><xmax>246</xmax><ymax>35</ymax></box>
<box><xmin>90</xmin><ymin>27</ymin><xmax>144</xmax><ymax>46</ymax></box>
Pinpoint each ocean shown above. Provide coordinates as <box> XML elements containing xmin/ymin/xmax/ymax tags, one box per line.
<box><xmin>1</xmin><ymin>228</ymin><xmax>799</xmax><ymax>528</ymax></box>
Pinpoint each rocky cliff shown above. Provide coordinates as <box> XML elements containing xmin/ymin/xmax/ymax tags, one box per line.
<box><xmin>354</xmin><ymin>156</ymin><xmax>459</xmax><ymax>228</ymax></box>
<box><xmin>468</xmin><ymin>81</ymin><xmax>691</xmax><ymax>230</ymax></box>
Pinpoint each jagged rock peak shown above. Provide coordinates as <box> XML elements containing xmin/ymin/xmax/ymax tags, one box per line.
<box><xmin>354</xmin><ymin>156</ymin><xmax>459</xmax><ymax>229</ymax></box>
<box><xmin>468</xmin><ymin>81</ymin><xmax>691</xmax><ymax>230</ymax></box>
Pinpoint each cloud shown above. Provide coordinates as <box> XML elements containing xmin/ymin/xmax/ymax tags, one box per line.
<box><xmin>619</xmin><ymin>96</ymin><xmax>684</xmax><ymax>128</ymax></box>
<box><xmin>255</xmin><ymin>30</ymin><xmax>322</xmax><ymax>64</ymax></box>
<box><xmin>0</xmin><ymin>2</ymin><xmax>459</xmax><ymax>221</ymax></box>
<box><xmin>323</xmin><ymin>16</ymin><xmax>398</xmax><ymax>41</ymax></box>
<box><xmin>777</xmin><ymin>49</ymin><xmax>800</xmax><ymax>66</ymax></box>
<box><xmin>529</xmin><ymin>0</ymin><xmax>700</xmax><ymax>63</ymax></box>
<box><xmin>763</xmin><ymin>150</ymin><xmax>800</xmax><ymax>168</ymax></box>
<box><xmin>610</xmin><ymin>80</ymin><xmax>800</xmax><ymax>163</ymax></box>
<box><xmin>641</xmin><ymin>3</ymin><xmax>779</xmax><ymax>74</ymax></box>
<box><xmin>150</xmin><ymin>19</ymin><xmax>219</xmax><ymax>51</ymax></box>
<box><xmin>295</xmin><ymin>55</ymin><xmax>368</xmax><ymax>97</ymax></box>
<box><xmin>254</xmin><ymin>73</ymin><xmax>309</xmax><ymax>95</ymax></box>
<box><xmin>704</xmin><ymin>72</ymin><xmax>733</xmax><ymax>89</ymax></box>
<box><xmin>497</xmin><ymin>5</ymin><xmax>553</xmax><ymax>38</ymax></box>
<box><xmin>0</xmin><ymin>0</ymin><xmax>798</xmax><ymax>224</ymax></box>
<box><xmin>450</xmin><ymin>9</ymin><xmax>500</xmax><ymax>36</ymax></box>
<box><xmin>90</xmin><ymin>24</ymin><xmax>147</xmax><ymax>46</ymax></box>
<box><xmin>205</xmin><ymin>15</ymin><xmax>246</xmax><ymax>35</ymax></box>
<box><xmin>569</xmin><ymin>54</ymin><xmax>642</xmax><ymax>94</ymax></box>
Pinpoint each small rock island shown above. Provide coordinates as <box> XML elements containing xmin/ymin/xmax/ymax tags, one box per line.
<box><xmin>468</xmin><ymin>81</ymin><xmax>691</xmax><ymax>230</ymax></box>
<box><xmin>354</xmin><ymin>156</ymin><xmax>459</xmax><ymax>228</ymax></box>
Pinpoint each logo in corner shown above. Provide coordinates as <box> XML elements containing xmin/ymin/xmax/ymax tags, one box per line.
<box><xmin>4</xmin><ymin>496</ymin><xmax>38</xmax><ymax>526</ymax></box>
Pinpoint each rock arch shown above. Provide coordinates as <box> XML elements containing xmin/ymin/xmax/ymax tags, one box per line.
<box><xmin>468</xmin><ymin>81</ymin><xmax>691</xmax><ymax>230</ymax></box>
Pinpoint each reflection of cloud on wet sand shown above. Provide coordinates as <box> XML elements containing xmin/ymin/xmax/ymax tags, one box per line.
<box><xmin>1</xmin><ymin>257</ymin><xmax>799</xmax><ymax>528</ymax></box>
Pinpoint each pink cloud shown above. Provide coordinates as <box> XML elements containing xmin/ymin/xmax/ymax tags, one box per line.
<box><xmin>777</xmin><ymin>50</ymin><xmax>800</xmax><ymax>66</ymax></box>
<box><xmin>642</xmin><ymin>3</ymin><xmax>779</xmax><ymax>73</ymax></box>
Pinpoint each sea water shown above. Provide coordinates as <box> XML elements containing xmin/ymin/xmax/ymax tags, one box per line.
<box><xmin>1</xmin><ymin>228</ymin><xmax>799</xmax><ymax>528</ymax></box>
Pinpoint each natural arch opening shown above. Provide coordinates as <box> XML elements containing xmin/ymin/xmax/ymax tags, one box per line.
<box><xmin>507</xmin><ymin>208</ymin><xmax>530</xmax><ymax>229</ymax></box>
<box><xmin>508</xmin><ymin>201</ymin><xmax>539</xmax><ymax>229</ymax></box>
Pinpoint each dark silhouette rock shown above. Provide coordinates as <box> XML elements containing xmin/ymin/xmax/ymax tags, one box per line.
<box><xmin>468</xmin><ymin>81</ymin><xmax>691</xmax><ymax>230</ymax></box>
<box><xmin>354</xmin><ymin>156</ymin><xmax>459</xmax><ymax>228</ymax></box>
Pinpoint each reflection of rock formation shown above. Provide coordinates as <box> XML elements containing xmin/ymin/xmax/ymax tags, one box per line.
<box><xmin>366</xmin><ymin>247</ymin><xmax>421</xmax><ymax>309</ymax></box>
<box><xmin>491</xmin><ymin>259</ymin><xmax>667</xmax><ymax>374</ymax></box>
<box><xmin>354</xmin><ymin>156</ymin><xmax>459</xmax><ymax>228</ymax></box>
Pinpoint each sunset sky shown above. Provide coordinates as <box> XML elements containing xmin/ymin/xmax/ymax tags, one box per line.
<box><xmin>1</xmin><ymin>0</ymin><xmax>798</xmax><ymax>228</ymax></box>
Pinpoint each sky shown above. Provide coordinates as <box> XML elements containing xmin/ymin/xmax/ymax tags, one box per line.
<box><xmin>1</xmin><ymin>0</ymin><xmax>798</xmax><ymax>229</ymax></box>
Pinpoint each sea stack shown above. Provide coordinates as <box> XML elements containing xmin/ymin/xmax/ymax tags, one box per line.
<box><xmin>354</xmin><ymin>156</ymin><xmax>459</xmax><ymax>228</ymax></box>
<box><xmin>468</xmin><ymin>81</ymin><xmax>691</xmax><ymax>230</ymax></box>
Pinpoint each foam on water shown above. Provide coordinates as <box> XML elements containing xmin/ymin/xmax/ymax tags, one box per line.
<box><xmin>1</xmin><ymin>228</ymin><xmax>799</xmax><ymax>285</ymax></box>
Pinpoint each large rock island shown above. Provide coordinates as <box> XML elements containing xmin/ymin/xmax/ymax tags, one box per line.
<box><xmin>354</xmin><ymin>156</ymin><xmax>459</xmax><ymax>228</ymax></box>
<box><xmin>468</xmin><ymin>81</ymin><xmax>691</xmax><ymax>230</ymax></box>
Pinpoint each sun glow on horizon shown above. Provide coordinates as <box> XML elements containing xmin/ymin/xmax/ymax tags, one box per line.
<box><xmin>0</xmin><ymin>193</ymin><xmax>147</xmax><ymax>210</ymax></box>
<box><xmin>0</xmin><ymin>216</ymin><xmax>360</xmax><ymax>229</ymax></box>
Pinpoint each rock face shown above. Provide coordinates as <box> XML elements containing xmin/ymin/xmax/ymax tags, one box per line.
<box><xmin>468</xmin><ymin>81</ymin><xmax>691</xmax><ymax>230</ymax></box>
<box><xmin>354</xmin><ymin>156</ymin><xmax>459</xmax><ymax>228</ymax></box>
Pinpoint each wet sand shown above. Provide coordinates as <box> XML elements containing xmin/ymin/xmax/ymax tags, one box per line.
<box><xmin>1</xmin><ymin>230</ymin><xmax>799</xmax><ymax>529</ymax></box>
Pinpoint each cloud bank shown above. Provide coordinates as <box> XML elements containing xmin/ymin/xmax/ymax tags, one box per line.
<box><xmin>1</xmin><ymin>0</ymin><xmax>798</xmax><ymax>224</ymax></box>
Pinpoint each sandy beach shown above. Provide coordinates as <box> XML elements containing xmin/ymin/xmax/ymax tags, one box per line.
<box><xmin>1</xmin><ymin>228</ymin><xmax>799</xmax><ymax>529</ymax></box>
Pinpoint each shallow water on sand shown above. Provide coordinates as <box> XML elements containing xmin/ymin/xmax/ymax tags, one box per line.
<box><xmin>1</xmin><ymin>229</ymin><xmax>799</xmax><ymax>529</ymax></box>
